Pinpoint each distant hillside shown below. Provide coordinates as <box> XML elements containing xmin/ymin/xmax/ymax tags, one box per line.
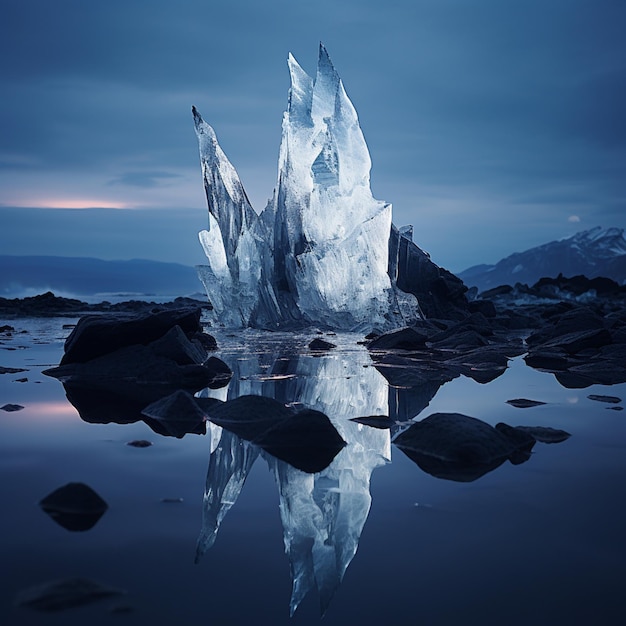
<box><xmin>459</xmin><ymin>227</ymin><xmax>626</xmax><ymax>292</ymax></box>
<box><xmin>0</xmin><ymin>256</ymin><xmax>202</xmax><ymax>297</ymax></box>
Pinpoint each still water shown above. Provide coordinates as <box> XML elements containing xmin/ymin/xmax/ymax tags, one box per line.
<box><xmin>1</xmin><ymin>319</ymin><xmax>625</xmax><ymax>625</ymax></box>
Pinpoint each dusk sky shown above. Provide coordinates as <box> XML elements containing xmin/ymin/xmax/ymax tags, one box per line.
<box><xmin>1</xmin><ymin>0</ymin><xmax>624</xmax><ymax>272</ymax></box>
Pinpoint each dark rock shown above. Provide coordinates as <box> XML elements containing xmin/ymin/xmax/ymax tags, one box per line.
<box><xmin>513</xmin><ymin>426</ymin><xmax>571</xmax><ymax>443</ymax></box>
<box><xmin>467</xmin><ymin>299</ymin><xmax>497</xmax><ymax>318</ymax></box>
<box><xmin>15</xmin><ymin>577</ymin><xmax>124</xmax><ymax>611</ymax></box>
<box><xmin>257</xmin><ymin>408</ymin><xmax>346</xmax><ymax>473</ymax></box>
<box><xmin>205</xmin><ymin>395</ymin><xmax>345</xmax><ymax>473</ymax></box>
<box><xmin>524</xmin><ymin>350</ymin><xmax>572</xmax><ymax>371</ymax></box>
<box><xmin>494</xmin><ymin>422</ymin><xmax>536</xmax><ymax>462</ymax></box>
<box><xmin>39</xmin><ymin>482</ymin><xmax>108</xmax><ymax>531</ymax></box>
<box><xmin>506</xmin><ymin>398</ymin><xmax>547</xmax><ymax>408</ymax></box>
<box><xmin>0</xmin><ymin>325</ymin><xmax>15</xmax><ymax>332</ymax></box>
<box><xmin>431</xmin><ymin>329</ymin><xmax>490</xmax><ymax>351</ymax></box>
<box><xmin>149</xmin><ymin>324</ymin><xmax>207</xmax><ymax>364</ymax></box>
<box><xmin>607</xmin><ymin>406</ymin><xmax>624</xmax><ymax>411</ymax></box>
<box><xmin>141</xmin><ymin>390</ymin><xmax>207</xmax><ymax>438</ymax></box>
<box><xmin>445</xmin><ymin>348</ymin><xmax>509</xmax><ymax>384</ymax></box>
<box><xmin>127</xmin><ymin>439</ymin><xmax>153</xmax><ymax>448</ymax></box>
<box><xmin>204</xmin><ymin>356</ymin><xmax>233</xmax><ymax>389</ymax></box>
<box><xmin>45</xmin><ymin>345</ymin><xmax>216</xmax><ymax>405</ymax></box>
<box><xmin>587</xmin><ymin>394</ymin><xmax>622</xmax><ymax>404</ymax></box>
<box><xmin>14</xmin><ymin>377</ymin><xmax>28</xmax><ymax>382</ymax></box>
<box><xmin>61</xmin><ymin>307</ymin><xmax>202</xmax><ymax>365</ymax></box>
<box><xmin>193</xmin><ymin>331</ymin><xmax>218</xmax><ymax>351</ymax></box>
<box><xmin>393</xmin><ymin>413</ymin><xmax>534</xmax><ymax>482</ymax></box>
<box><xmin>349</xmin><ymin>415</ymin><xmax>393</xmax><ymax>429</ymax></box>
<box><xmin>0</xmin><ymin>366</ymin><xmax>28</xmax><ymax>374</ymax></box>
<box><xmin>204</xmin><ymin>395</ymin><xmax>293</xmax><ymax>441</ymax></box>
<box><xmin>367</xmin><ymin>327</ymin><xmax>429</xmax><ymax>351</ymax></box>
<box><xmin>389</xmin><ymin>224</ymin><xmax>470</xmax><ymax>320</ymax></box>
<box><xmin>540</xmin><ymin>328</ymin><xmax>612</xmax><ymax>355</ymax></box>
<box><xmin>1</xmin><ymin>403</ymin><xmax>24</xmax><ymax>412</ymax></box>
<box><xmin>308</xmin><ymin>338</ymin><xmax>337</xmax><ymax>351</ymax></box>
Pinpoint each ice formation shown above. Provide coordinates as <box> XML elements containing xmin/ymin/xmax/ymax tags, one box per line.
<box><xmin>194</xmin><ymin>45</ymin><xmax>421</xmax><ymax>331</ymax></box>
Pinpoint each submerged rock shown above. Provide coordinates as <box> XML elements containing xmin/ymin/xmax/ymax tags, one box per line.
<box><xmin>15</xmin><ymin>577</ymin><xmax>124</xmax><ymax>611</ymax></box>
<box><xmin>39</xmin><ymin>482</ymin><xmax>108</xmax><ymax>531</ymax></box>
<box><xmin>506</xmin><ymin>398</ymin><xmax>547</xmax><ymax>408</ymax></box>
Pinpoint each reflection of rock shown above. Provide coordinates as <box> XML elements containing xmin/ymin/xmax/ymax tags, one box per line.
<box><xmin>369</xmin><ymin>313</ymin><xmax>525</xmax><ymax>390</ymax></box>
<box><xmin>523</xmin><ymin>305</ymin><xmax>626</xmax><ymax>387</ymax></box>
<box><xmin>39</xmin><ymin>482</ymin><xmax>108</xmax><ymax>531</ymax></box>
<box><xmin>141</xmin><ymin>390</ymin><xmax>207</xmax><ymax>438</ymax></box>
<box><xmin>15</xmin><ymin>577</ymin><xmax>124</xmax><ymax>611</ymax></box>
<box><xmin>44</xmin><ymin>308</ymin><xmax>232</xmax><ymax>436</ymax></box>
<box><xmin>393</xmin><ymin>413</ymin><xmax>534</xmax><ymax>482</ymax></box>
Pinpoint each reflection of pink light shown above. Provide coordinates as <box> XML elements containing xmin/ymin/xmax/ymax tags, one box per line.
<box><xmin>11</xmin><ymin>199</ymin><xmax>132</xmax><ymax>209</ymax></box>
<box><xmin>25</xmin><ymin>401</ymin><xmax>80</xmax><ymax>421</ymax></box>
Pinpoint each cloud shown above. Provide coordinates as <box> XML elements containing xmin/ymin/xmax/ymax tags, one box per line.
<box><xmin>107</xmin><ymin>171</ymin><xmax>182</xmax><ymax>188</ymax></box>
<box><xmin>568</xmin><ymin>215</ymin><xmax>581</xmax><ymax>223</ymax></box>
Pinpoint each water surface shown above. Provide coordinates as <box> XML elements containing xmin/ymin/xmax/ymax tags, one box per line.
<box><xmin>1</xmin><ymin>320</ymin><xmax>625</xmax><ymax>625</ymax></box>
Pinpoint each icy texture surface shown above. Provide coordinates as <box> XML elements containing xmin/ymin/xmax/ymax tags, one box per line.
<box><xmin>194</xmin><ymin>45</ymin><xmax>420</xmax><ymax>331</ymax></box>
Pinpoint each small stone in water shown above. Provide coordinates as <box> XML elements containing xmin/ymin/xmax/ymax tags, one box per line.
<box><xmin>127</xmin><ymin>440</ymin><xmax>153</xmax><ymax>448</ymax></box>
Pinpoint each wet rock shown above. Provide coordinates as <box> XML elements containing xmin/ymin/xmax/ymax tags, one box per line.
<box><xmin>193</xmin><ymin>330</ymin><xmax>218</xmax><ymax>351</ymax></box>
<box><xmin>61</xmin><ymin>307</ymin><xmax>202</xmax><ymax>365</ymax></box>
<box><xmin>1</xmin><ymin>403</ymin><xmax>24</xmax><ymax>412</ymax></box>
<box><xmin>149</xmin><ymin>324</ymin><xmax>207</xmax><ymax>365</ymax></box>
<box><xmin>506</xmin><ymin>398</ymin><xmax>547</xmax><ymax>408</ymax></box>
<box><xmin>308</xmin><ymin>338</ymin><xmax>337</xmax><ymax>351</ymax></box>
<box><xmin>367</xmin><ymin>327</ymin><xmax>428</xmax><ymax>351</ymax></box>
<box><xmin>0</xmin><ymin>365</ymin><xmax>27</xmax><ymax>374</ymax></box>
<box><xmin>39</xmin><ymin>482</ymin><xmax>108</xmax><ymax>531</ymax></box>
<box><xmin>0</xmin><ymin>325</ymin><xmax>15</xmax><ymax>333</ymax></box>
<box><xmin>349</xmin><ymin>415</ymin><xmax>394</xmax><ymax>429</ymax></box>
<box><xmin>127</xmin><ymin>439</ymin><xmax>153</xmax><ymax>447</ymax></box>
<box><xmin>15</xmin><ymin>577</ymin><xmax>124</xmax><ymax>611</ymax></box>
<box><xmin>14</xmin><ymin>377</ymin><xmax>28</xmax><ymax>382</ymax></box>
<box><xmin>513</xmin><ymin>426</ymin><xmax>571</xmax><ymax>443</ymax></box>
<box><xmin>607</xmin><ymin>406</ymin><xmax>624</xmax><ymax>411</ymax></box>
<box><xmin>205</xmin><ymin>395</ymin><xmax>345</xmax><ymax>473</ymax></box>
<box><xmin>141</xmin><ymin>390</ymin><xmax>207</xmax><ymax>438</ymax></box>
<box><xmin>204</xmin><ymin>356</ymin><xmax>233</xmax><ymax>389</ymax></box>
<box><xmin>45</xmin><ymin>345</ymin><xmax>216</xmax><ymax>405</ymax></box>
<box><xmin>588</xmin><ymin>394</ymin><xmax>622</xmax><ymax>404</ymax></box>
<box><xmin>257</xmin><ymin>408</ymin><xmax>346</xmax><ymax>473</ymax></box>
<box><xmin>393</xmin><ymin>413</ymin><xmax>535</xmax><ymax>482</ymax></box>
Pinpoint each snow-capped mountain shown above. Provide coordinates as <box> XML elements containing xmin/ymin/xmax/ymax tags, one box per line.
<box><xmin>459</xmin><ymin>227</ymin><xmax>626</xmax><ymax>292</ymax></box>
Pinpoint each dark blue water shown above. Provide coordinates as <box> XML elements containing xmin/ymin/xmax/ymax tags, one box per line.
<box><xmin>1</xmin><ymin>321</ymin><xmax>625</xmax><ymax>625</ymax></box>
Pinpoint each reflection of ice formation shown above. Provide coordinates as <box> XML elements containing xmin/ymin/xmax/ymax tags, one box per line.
<box><xmin>196</xmin><ymin>341</ymin><xmax>392</xmax><ymax>615</ymax></box>
<box><xmin>193</xmin><ymin>45</ymin><xmax>420</xmax><ymax>331</ymax></box>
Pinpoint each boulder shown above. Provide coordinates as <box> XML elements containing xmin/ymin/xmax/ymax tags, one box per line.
<box><xmin>393</xmin><ymin>412</ymin><xmax>536</xmax><ymax>482</ymax></box>
<box><xmin>61</xmin><ymin>307</ymin><xmax>202</xmax><ymax>365</ymax></box>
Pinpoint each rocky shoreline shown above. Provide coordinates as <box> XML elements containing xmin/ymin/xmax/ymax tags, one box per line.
<box><xmin>0</xmin><ymin>291</ymin><xmax>212</xmax><ymax>318</ymax></box>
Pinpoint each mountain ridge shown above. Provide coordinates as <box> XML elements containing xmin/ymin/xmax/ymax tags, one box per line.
<box><xmin>459</xmin><ymin>227</ymin><xmax>626</xmax><ymax>292</ymax></box>
<box><xmin>0</xmin><ymin>255</ymin><xmax>201</xmax><ymax>297</ymax></box>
